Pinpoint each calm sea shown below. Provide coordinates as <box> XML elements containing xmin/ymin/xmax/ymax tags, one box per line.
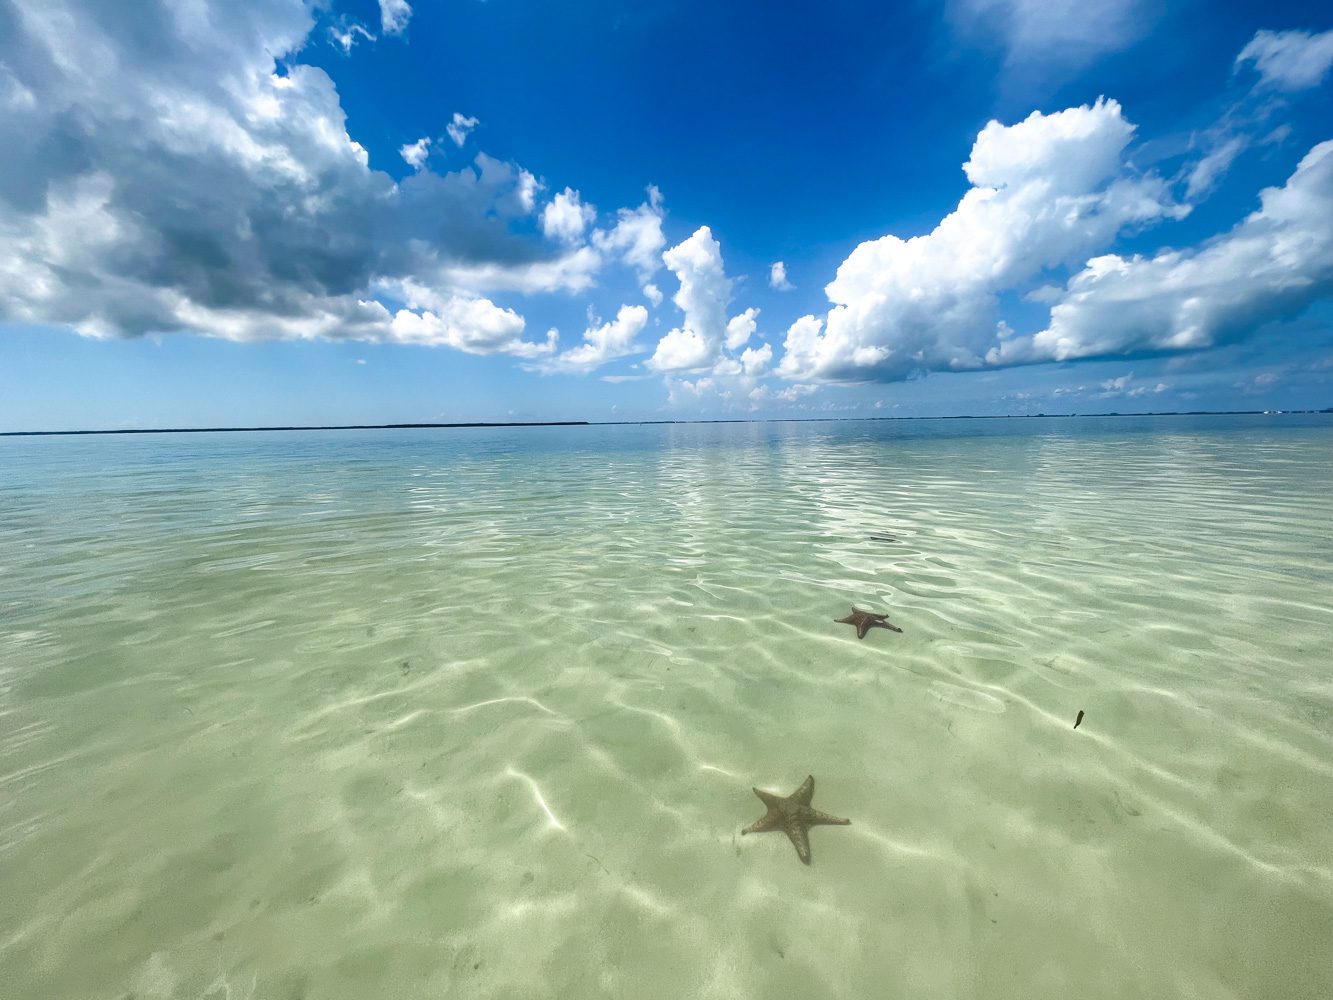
<box><xmin>2</xmin><ymin>416</ymin><xmax>1332</xmax><ymax>999</ymax></box>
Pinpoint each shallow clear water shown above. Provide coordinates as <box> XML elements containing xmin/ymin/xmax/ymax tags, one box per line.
<box><xmin>2</xmin><ymin>416</ymin><xmax>1332</xmax><ymax>999</ymax></box>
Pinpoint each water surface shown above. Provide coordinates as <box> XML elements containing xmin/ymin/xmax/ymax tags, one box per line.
<box><xmin>3</xmin><ymin>416</ymin><xmax>1332</xmax><ymax>999</ymax></box>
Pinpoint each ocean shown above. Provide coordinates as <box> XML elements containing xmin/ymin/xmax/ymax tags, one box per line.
<box><xmin>2</xmin><ymin>415</ymin><xmax>1331</xmax><ymax>999</ymax></box>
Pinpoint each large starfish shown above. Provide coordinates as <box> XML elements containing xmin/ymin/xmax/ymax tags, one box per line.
<box><xmin>741</xmin><ymin>775</ymin><xmax>850</xmax><ymax>865</ymax></box>
<box><xmin>835</xmin><ymin>608</ymin><xmax>903</xmax><ymax>639</ymax></box>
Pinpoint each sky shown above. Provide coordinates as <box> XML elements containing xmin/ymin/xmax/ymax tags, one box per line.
<box><xmin>1</xmin><ymin>0</ymin><xmax>1332</xmax><ymax>430</ymax></box>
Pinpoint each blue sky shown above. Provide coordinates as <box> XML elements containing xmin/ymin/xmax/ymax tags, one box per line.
<box><xmin>1</xmin><ymin>0</ymin><xmax>1331</xmax><ymax>430</ymax></box>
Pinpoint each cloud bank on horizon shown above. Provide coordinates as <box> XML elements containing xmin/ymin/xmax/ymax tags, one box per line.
<box><xmin>1</xmin><ymin>0</ymin><xmax>1331</xmax><ymax>412</ymax></box>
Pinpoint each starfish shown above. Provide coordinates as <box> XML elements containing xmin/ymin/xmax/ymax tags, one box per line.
<box><xmin>741</xmin><ymin>775</ymin><xmax>850</xmax><ymax>865</ymax></box>
<box><xmin>835</xmin><ymin>608</ymin><xmax>903</xmax><ymax>639</ymax></box>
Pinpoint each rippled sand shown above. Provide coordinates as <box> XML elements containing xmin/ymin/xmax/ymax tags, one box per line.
<box><xmin>2</xmin><ymin>418</ymin><xmax>1332</xmax><ymax>999</ymax></box>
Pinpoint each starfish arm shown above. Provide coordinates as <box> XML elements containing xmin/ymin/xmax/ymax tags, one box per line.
<box><xmin>805</xmin><ymin>809</ymin><xmax>851</xmax><ymax>826</ymax></box>
<box><xmin>741</xmin><ymin>815</ymin><xmax>782</xmax><ymax>835</ymax></box>
<box><xmin>752</xmin><ymin>787</ymin><xmax>784</xmax><ymax>808</ymax></box>
<box><xmin>785</xmin><ymin>818</ymin><xmax>812</xmax><ymax>864</ymax></box>
<box><xmin>793</xmin><ymin>775</ymin><xmax>815</xmax><ymax>806</ymax></box>
<box><xmin>742</xmin><ymin>805</ymin><xmax>784</xmax><ymax>835</ymax></box>
<box><xmin>880</xmin><ymin>620</ymin><xmax>904</xmax><ymax>633</ymax></box>
<box><xmin>856</xmin><ymin>620</ymin><xmax>870</xmax><ymax>639</ymax></box>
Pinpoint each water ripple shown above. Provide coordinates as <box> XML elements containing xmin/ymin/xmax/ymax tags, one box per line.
<box><xmin>1</xmin><ymin>420</ymin><xmax>1331</xmax><ymax>998</ymax></box>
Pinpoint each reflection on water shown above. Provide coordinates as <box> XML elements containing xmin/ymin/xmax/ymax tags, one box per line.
<box><xmin>1</xmin><ymin>416</ymin><xmax>1332</xmax><ymax>999</ymax></box>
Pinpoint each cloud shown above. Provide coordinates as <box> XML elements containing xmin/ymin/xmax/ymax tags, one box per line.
<box><xmin>540</xmin><ymin>187</ymin><xmax>596</xmax><ymax>244</ymax></box>
<box><xmin>769</xmin><ymin>261</ymin><xmax>793</xmax><ymax>290</ymax></box>
<box><xmin>0</xmin><ymin>0</ymin><xmax>591</xmax><ymax>350</ymax></box>
<box><xmin>446</xmin><ymin>112</ymin><xmax>480</xmax><ymax>147</ymax></box>
<box><xmin>1184</xmin><ymin>136</ymin><xmax>1246</xmax><ymax>200</ymax></box>
<box><xmin>991</xmin><ymin>140</ymin><xmax>1333</xmax><ymax>367</ymax></box>
<box><xmin>385</xmin><ymin>296</ymin><xmax>555</xmax><ymax>356</ymax></box>
<box><xmin>1231</xmin><ymin>370</ymin><xmax>1288</xmax><ymax>395</ymax></box>
<box><xmin>1100</xmin><ymin>373</ymin><xmax>1132</xmax><ymax>392</ymax></box>
<box><xmin>379</xmin><ymin>0</ymin><xmax>412</xmax><ymax>36</ymax></box>
<box><xmin>425</xmin><ymin>246</ymin><xmax>601</xmax><ymax>295</ymax></box>
<box><xmin>711</xmin><ymin>357</ymin><xmax>743</xmax><ymax>377</ymax></box>
<box><xmin>776</xmin><ymin>315</ymin><xmax>825</xmax><ymax>378</ymax></box>
<box><xmin>591</xmin><ymin>186</ymin><xmax>666</xmax><ymax>280</ymax></box>
<box><xmin>535</xmin><ymin>304</ymin><xmax>649</xmax><ymax>374</ymax></box>
<box><xmin>665</xmin><ymin>376</ymin><xmax>715</xmax><ymax>405</ymax></box>
<box><xmin>725</xmin><ymin>307</ymin><xmax>759</xmax><ymax>350</ymax></box>
<box><xmin>1092</xmin><ymin>372</ymin><xmax>1167</xmax><ymax>398</ymax></box>
<box><xmin>329</xmin><ymin>19</ymin><xmax>374</xmax><ymax>54</ymax></box>
<box><xmin>515</xmin><ymin>169</ymin><xmax>540</xmax><ymax>214</ymax></box>
<box><xmin>740</xmin><ymin>343</ymin><xmax>774</xmax><ymax>376</ymax></box>
<box><xmin>1235</xmin><ymin>29</ymin><xmax>1333</xmax><ymax>91</ymax></box>
<box><xmin>648</xmin><ymin>226</ymin><xmax>733</xmax><ymax>372</ymax></box>
<box><xmin>950</xmin><ymin>0</ymin><xmax>1144</xmax><ymax>72</ymax></box>
<box><xmin>399</xmin><ymin>136</ymin><xmax>431</xmax><ymax>170</ymax></box>
<box><xmin>779</xmin><ymin>99</ymin><xmax>1184</xmax><ymax>381</ymax></box>
<box><xmin>642</xmin><ymin>283</ymin><xmax>663</xmax><ymax>307</ymax></box>
<box><xmin>749</xmin><ymin>382</ymin><xmax>818</xmax><ymax>405</ymax></box>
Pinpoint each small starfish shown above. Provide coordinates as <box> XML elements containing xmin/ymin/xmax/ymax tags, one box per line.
<box><xmin>741</xmin><ymin>775</ymin><xmax>850</xmax><ymax>865</ymax></box>
<box><xmin>835</xmin><ymin>608</ymin><xmax>903</xmax><ymax>639</ymax></box>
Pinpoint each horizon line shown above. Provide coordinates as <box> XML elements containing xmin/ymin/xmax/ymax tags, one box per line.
<box><xmin>3</xmin><ymin>409</ymin><xmax>1331</xmax><ymax>437</ymax></box>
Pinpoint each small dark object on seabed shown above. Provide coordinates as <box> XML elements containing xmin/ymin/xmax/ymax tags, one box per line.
<box><xmin>835</xmin><ymin>608</ymin><xmax>903</xmax><ymax>639</ymax></box>
<box><xmin>1074</xmin><ymin>710</ymin><xmax>1085</xmax><ymax>729</ymax></box>
<box><xmin>869</xmin><ymin>535</ymin><xmax>898</xmax><ymax>542</ymax></box>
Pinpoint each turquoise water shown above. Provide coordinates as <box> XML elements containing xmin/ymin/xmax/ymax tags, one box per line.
<box><xmin>2</xmin><ymin>416</ymin><xmax>1332</xmax><ymax>999</ymax></box>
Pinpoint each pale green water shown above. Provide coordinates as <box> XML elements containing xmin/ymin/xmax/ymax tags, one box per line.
<box><xmin>2</xmin><ymin>417</ymin><xmax>1332</xmax><ymax>1000</ymax></box>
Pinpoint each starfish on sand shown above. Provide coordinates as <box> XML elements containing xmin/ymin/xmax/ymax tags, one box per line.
<box><xmin>835</xmin><ymin>608</ymin><xmax>903</xmax><ymax>639</ymax></box>
<box><xmin>741</xmin><ymin>775</ymin><xmax>850</xmax><ymax>865</ymax></box>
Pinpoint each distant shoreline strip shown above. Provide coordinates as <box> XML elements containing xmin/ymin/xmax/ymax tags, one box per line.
<box><xmin>0</xmin><ymin>421</ymin><xmax>591</xmax><ymax>437</ymax></box>
<box><xmin>3</xmin><ymin>410</ymin><xmax>1330</xmax><ymax>437</ymax></box>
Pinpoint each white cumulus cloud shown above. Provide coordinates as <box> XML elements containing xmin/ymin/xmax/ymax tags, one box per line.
<box><xmin>399</xmin><ymin>136</ymin><xmax>431</xmax><ymax>170</ymax></box>
<box><xmin>540</xmin><ymin>188</ymin><xmax>596</xmax><ymax>244</ymax></box>
<box><xmin>778</xmin><ymin>99</ymin><xmax>1183</xmax><ymax>381</ymax></box>
<box><xmin>0</xmin><ymin>0</ymin><xmax>596</xmax><ymax>354</ymax></box>
<box><xmin>446</xmin><ymin>112</ymin><xmax>480</xmax><ymax>147</ymax></box>
<box><xmin>990</xmin><ymin>140</ymin><xmax>1333</xmax><ymax>367</ymax></box>
<box><xmin>769</xmin><ymin>261</ymin><xmax>793</xmax><ymax>290</ymax></box>
<box><xmin>533</xmin><ymin>304</ymin><xmax>649</xmax><ymax>374</ymax></box>
<box><xmin>386</xmin><ymin>296</ymin><xmax>553</xmax><ymax>356</ymax></box>
<box><xmin>725</xmin><ymin>307</ymin><xmax>759</xmax><ymax>350</ymax></box>
<box><xmin>592</xmin><ymin>186</ymin><xmax>666</xmax><ymax>280</ymax></box>
<box><xmin>740</xmin><ymin>343</ymin><xmax>774</xmax><ymax>376</ymax></box>
<box><xmin>648</xmin><ymin>226</ymin><xmax>734</xmax><ymax>372</ymax></box>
